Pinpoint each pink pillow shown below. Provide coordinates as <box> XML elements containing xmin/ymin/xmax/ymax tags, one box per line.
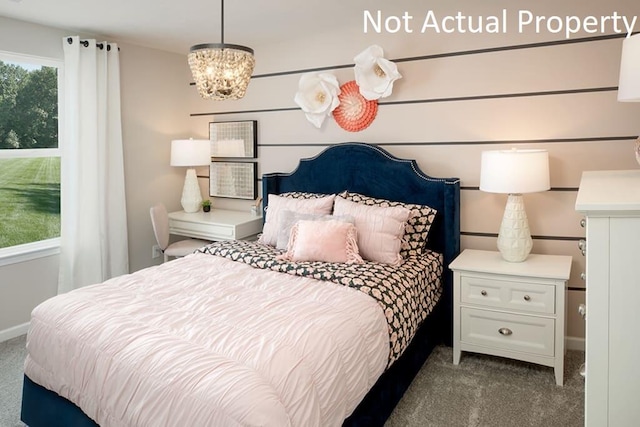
<box><xmin>259</xmin><ymin>193</ymin><xmax>335</xmax><ymax>246</ymax></box>
<box><xmin>278</xmin><ymin>220</ymin><xmax>363</xmax><ymax>264</ymax></box>
<box><xmin>333</xmin><ymin>196</ymin><xmax>410</xmax><ymax>265</ymax></box>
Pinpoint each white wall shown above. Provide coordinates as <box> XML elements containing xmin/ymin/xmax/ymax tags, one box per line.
<box><xmin>118</xmin><ymin>43</ymin><xmax>193</xmax><ymax>273</ymax></box>
<box><xmin>0</xmin><ymin>16</ymin><xmax>192</xmax><ymax>338</ymax></box>
<box><xmin>188</xmin><ymin>0</ymin><xmax>640</xmax><ymax>345</ymax></box>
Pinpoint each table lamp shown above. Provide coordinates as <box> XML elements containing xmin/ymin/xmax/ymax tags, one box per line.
<box><xmin>617</xmin><ymin>33</ymin><xmax>640</xmax><ymax>165</ymax></box>
<box><xmin>480</xmin><ymin>149</ymin><xmax>550</xmax><ymax>262</ymax></box>
<box><xmin>170</xmin><ymin>139</ymin><xmax>211</xmax><ymax>213</ymax></box>
<box><xmin>618</xmin><ymin>33</ymin><xmax>640</xmax><ymax>102</ymax></box>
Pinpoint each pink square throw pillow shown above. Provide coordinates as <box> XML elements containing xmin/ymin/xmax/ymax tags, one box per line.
<box><xmin>278</xmin><ymin>219</ymin><xmax>363</xmax><ymax>264</ymax></box>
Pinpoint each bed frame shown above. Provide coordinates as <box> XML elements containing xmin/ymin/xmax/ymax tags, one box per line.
<box><xmin>21</xmin><ymin>142</ymin><xmax>460</xmax><ymax>427</ymax></box>
<box><xmin>264</xmin><ymin>142</ymin><xmax>460</xmax><ymax>426</ymax></box>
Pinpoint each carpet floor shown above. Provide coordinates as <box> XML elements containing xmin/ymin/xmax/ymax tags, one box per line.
<box><xmin>0</xmin><ymin>334</ymin><xmax>584</xmax><ymax>427</ymax></box>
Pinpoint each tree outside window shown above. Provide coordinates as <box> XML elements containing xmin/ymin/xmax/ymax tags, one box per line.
<box><xmin>0</xmin><ymin>58</ymin><xmax>60</xmax><ymax>250</ymax></box>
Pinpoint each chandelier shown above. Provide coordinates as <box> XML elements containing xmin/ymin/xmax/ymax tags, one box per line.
<box><xmin>188</xmin><ymin>0</ymin><xmax>255</xmax><ymax>100</ymax></box>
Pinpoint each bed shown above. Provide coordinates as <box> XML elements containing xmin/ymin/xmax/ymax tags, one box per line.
<box><xmin>21</xmin><ymin>142</ymin><xmax>460</xmax><ymax>427</ymax></box>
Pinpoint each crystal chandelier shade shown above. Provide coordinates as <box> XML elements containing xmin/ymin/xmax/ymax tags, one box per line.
<box><xmin>188</xmin><ymin>1</ymin><xmax>255</xmax><ymax>100</ymax></box>
<box><xmin>189</xmin><ymin>44</ymin><xmax>255</xmax><ymax>100</ymax></box>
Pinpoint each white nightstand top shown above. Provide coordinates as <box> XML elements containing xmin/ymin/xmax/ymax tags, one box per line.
<box><xmin>168</xmin><ymin>209</ymin><xmax>262</xmax><ymax>226</ymax></box>
<box><xmin>449</xmin><ymin>249</ymin><xmax>572</xmax><ymax>280</ymax></box>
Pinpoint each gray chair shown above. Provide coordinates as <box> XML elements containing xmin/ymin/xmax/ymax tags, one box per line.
<box><xmin>150</xmin><ymin>203</ymin><xmax>209</xmax><ymax>262</ymax></box>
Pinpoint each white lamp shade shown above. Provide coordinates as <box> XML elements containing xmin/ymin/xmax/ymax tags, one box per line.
<box><xmin>480</xmin><ymin>149</ymin><xmax>550</xmax><ymax>194</ymax></box>
<box><xmin>170</xmin><ymin>139</ymin><xmax>211</xmax><ymax>167</ymax></box>
<box><xmin>618</xmin><ymin>33</ymin><xmax>640</xmax><ymax>102</ymax></box>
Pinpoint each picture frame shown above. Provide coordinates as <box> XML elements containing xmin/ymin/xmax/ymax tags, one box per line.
<box><xmin>209</xmin><ymin>120</ymin><xmax>257</xmax><ymax>158</ymax></box>
<box><xmin>209</xmin><ymin>161</ymin><xmax>257</xmax><ymax>200</ymax></box>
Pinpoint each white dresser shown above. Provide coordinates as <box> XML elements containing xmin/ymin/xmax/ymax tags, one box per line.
<box><xmin>450</xmin><ymin>249</ymin><xmax>571</xmax><ymax>386</ymax></box>
<box><xmin>575</xmin><ymin>170</ymin><xmax>640</xmax><ymax>427</ymax></box>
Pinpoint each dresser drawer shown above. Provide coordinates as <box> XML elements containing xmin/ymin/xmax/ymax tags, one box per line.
<box><xmin>461</xmin><ymin>276</ymin><xmax>555</xmax><ymax>314</ymax></box>
<box><xmin>170</xmin><ymin>220</ymin><xmax>235</xmax><ymax>240</ymax></box>
<box><xmin>460</xmin><ymin>307</ymin><xmax>555</xmax><ymax>357</ymax></box>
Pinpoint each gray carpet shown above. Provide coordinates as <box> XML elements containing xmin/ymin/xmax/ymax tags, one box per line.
<box><xmin>0</xmin><ymin>335</ymin><xmax>584</xmax><ymax>427</ymax></box>
<box><xmin>0</xmin><ymin>336</ymin><xmax>26</xmax><ymax>427</ymax></box>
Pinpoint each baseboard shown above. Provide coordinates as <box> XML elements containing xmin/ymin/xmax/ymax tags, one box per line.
<box><xmin>0</xmin><ymin>322</ymin><xmax>29</xmax><ymax>343</ymax></box>
<box><xmin>566</xmin><ymin>336</ymin><xmax>585</xmax><ymax>352</ymax></box>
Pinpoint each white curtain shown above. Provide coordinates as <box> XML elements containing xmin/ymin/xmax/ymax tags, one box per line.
<box><xmin>58</xmin><ymin>36</ymin><xmax>129</xmax><ymax>293</ymax></box>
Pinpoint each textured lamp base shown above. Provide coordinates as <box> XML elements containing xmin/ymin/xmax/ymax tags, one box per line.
<box><xmin>181</xmin><ymin>168</ymin><xmax>202</xmax><ymax>213</ymax></box>
<box><xmin>497</xmin><ymin>194</ymin><xmax>533</xmax><ymax>262</ymax></box>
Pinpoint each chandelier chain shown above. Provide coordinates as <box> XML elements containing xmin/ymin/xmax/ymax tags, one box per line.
<box><xmin>220</xmin><ymin>0</ymin><xmax>224</xmax><ymax>45</ymax></box>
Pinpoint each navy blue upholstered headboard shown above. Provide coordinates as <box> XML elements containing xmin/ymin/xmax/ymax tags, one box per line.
<box><xmin>262</xmin><ymin>142</ymin><xmax>460</xmax><ymax>341</ymax></box>
<box><xmin>262</xmin><ymin>143</ymin><xmax>459</xmax><ymax>267</ymax></box>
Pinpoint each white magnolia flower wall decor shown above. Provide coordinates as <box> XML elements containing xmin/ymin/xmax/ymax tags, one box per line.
<box><xmin>354</xmin><ymin>45</ymin><xmax>402</xmax><ymax>100</ymax></box>
<box><xmin>294</xmin><ymin>72</ymin><xmax>341</xmax><ymax>128</ymax></box>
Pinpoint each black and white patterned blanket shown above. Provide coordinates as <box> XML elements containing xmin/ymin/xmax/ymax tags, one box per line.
<box><xmin>197</xmin><ymin>240</ymin><xmax>443</xmax><ymax>365</ymax></box>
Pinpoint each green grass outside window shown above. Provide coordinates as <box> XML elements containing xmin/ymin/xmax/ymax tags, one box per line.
<box><xmin>0</xmin><ymin>157</ymin><xmax>60</xmax><ymax>249</ymax></box>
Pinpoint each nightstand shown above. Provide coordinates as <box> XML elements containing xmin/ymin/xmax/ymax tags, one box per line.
<box><xmin>168</xmin><ymin>209</ymin><xmax>263</xmax><ymax>241</ymax></box>
<box><xmin>449</xmin><ymin>249</ymin><xmax>572</xmax><ymax>386</ymax></box>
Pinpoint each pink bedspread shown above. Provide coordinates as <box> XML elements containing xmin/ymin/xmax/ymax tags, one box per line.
<box><xmin>24</xmin><ymin>253</ymin><xmax>388</xmax><ymax>427</ymax></box>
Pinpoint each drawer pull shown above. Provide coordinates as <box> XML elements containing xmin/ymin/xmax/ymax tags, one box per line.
<box><xmin>498</xmin><ymin>327</ymin><xmax>513</xmax><ymax>336</ymax></box>
<box><xmin>578</xmin><ymin>304</ymin><xmax>586</xmax><ymax>319</ymax></box>
<box><xmin>523</xmin><ymin>295</ymin><xmax>531</xmax><ymax>301</ymax></box>
<box><xmin>581</xmin><ymin>272</ymin><xmax>586</xmax><ymax>281</ymax></box>
<box><xmin>481</xmin><ymin>290</ymin><xmax>487</xmax><ymax>296</ymax></box>
<box><xmin>580</xmin><ymin>218</ymin><xmax>586</xmax><ymax>228</ymax></box>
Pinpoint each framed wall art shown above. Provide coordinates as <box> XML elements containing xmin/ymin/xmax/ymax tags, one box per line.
<box><xmin>209</xmin><ymin>120</ymin><xmax>257</xmax><ymax>158</ymax></box>
<box><xmin>209</xmin><ymin>161</ymin><xmax>257</xmax><ymax>200</ymax></box>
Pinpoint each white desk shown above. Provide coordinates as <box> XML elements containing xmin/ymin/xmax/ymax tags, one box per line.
<box><xmin>168</xmin><ymin>209</ymin><xmax>263</xmax><ymax>241</ymax></box>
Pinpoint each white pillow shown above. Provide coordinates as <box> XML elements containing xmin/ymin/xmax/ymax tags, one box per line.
<box><xmin>259</xmin><ymin>193</ymin><xmax>335</xmax><ymax>247</ymax></box>
<box><xmin>333</xmin><ymin>196</ymin><xmax>410</xmax><ymax>265</ymax></box>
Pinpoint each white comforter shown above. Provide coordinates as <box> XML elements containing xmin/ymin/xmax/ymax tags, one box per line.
<box><xmin>24</xmin><ymin>253</ymin><xmax>389</xmax><ymax>427</ymax></box>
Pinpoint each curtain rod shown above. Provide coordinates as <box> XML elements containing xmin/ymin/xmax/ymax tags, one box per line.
<box><xmin>66</xmin><ymin>37</ymin><xmax>119</xmax><ymax>51</ymax></box>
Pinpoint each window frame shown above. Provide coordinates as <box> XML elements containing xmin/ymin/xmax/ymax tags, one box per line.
<box><xmin>0</xmin><ymin>50</ymin><xmax>63</xmax><ymax>266</ymax></box>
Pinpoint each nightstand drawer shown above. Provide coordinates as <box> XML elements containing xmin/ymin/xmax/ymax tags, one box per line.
<box><xmin>460</xmin><ymin>307</ymin><xmax>555</xmax><ymax>357</ymax></box>
<box><xmin>461</xmin><ymin>276</ymin><xmax>555</xmax><ymax>314</ymax></box>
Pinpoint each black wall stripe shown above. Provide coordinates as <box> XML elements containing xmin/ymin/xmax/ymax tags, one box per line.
<box><xmin>191</xmin><ymin>106</ymin><xmax>298</xmax><ymax>117</ymax></box>
<box><xmin>381</xmin><ymin>86</ymin><xmax>616</xmax><ymax>106</ymax></box>
<box><xmin>461</xmin><ymin>186</ymin><xmax>579</xmax><ymax>192</ymax></box>
<box><xmin>462</xmin><ymin>186</ymin><xmax>580</xmax><ymax>191</ymax></box>
<box><xmin>461</xmin><ymin>231</ymin><xmax>583</xmax><ymax>241</ymax></box>
<box><xmin>189</xmin><ymin>32</ymin><xmax>632</xmax><ymax>84</ymax></box>
<box><xmin>256</xmin><ymin>136</ymin><xmax>635</xmax><ymax>148</ymax></box>
<box><xmin>190</xmin><ymin>86</ymin><xmax>618</xmax><ymax>117</ymax></box>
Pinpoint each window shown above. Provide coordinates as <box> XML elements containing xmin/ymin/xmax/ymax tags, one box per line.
<box><xmin>0</xmin><ymin>52</ymin><xmax>61</xmax><ymax>264</ymax></box>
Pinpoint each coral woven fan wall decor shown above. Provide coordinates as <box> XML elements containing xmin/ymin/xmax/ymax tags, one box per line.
<box><xmin>333</xmin><ymin>81</ymin><xmax>378</xmax><ymax>132</ymax></box>
<box><xmin>294</xmin><ymin>45</ymin><xmax>402</xmax><ymax>131</ymax></box>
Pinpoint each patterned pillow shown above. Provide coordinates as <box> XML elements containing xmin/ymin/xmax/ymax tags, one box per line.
<box><xmin>342</xmin><ymin>192</ymin><xmax>437</xmax><ymax>257</ymax></box>
<box><xmin>279</xmin><ymin>191</ymin><xmax>335</xmax><ymax>200</ymax></box>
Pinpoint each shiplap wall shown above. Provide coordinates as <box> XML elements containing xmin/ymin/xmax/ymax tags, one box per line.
<box><xmin>186</xmin><ymin>0</ymin><xmax>640</xmax><ymax>344</ymax></box>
